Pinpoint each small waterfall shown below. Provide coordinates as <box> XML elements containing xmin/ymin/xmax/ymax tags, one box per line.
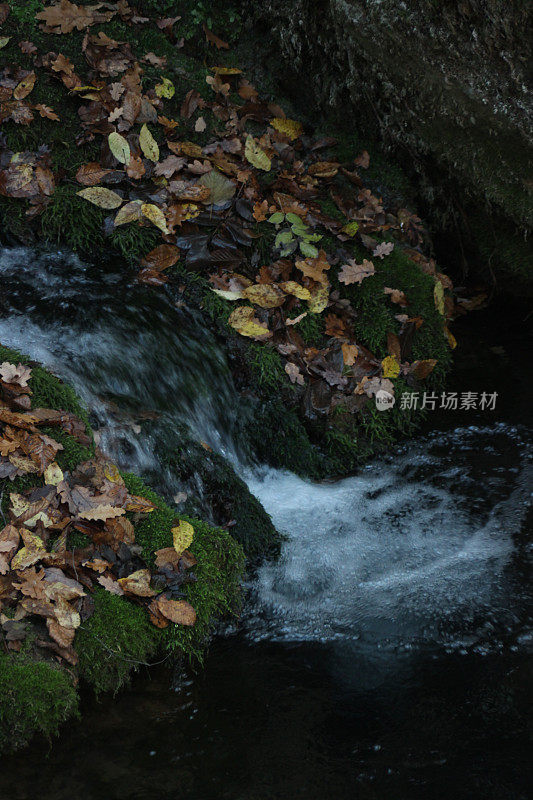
<box><xmin>1</xmin><ymin>246</ymin><xmax>531</xmax><ymax>657</ymax></box>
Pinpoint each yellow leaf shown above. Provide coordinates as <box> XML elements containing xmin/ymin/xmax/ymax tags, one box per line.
<box><xmin>139</xmin><ymin>124</ymin><xmax>159</xmax><ymax>162</ymax></box>
<box><xmin>307</xmin><ymin>284</ymin><xmax>329</xmax><ymax>314</ymax></box>
<box><xmin>155</xmin><ymin>76</ymin><xmax>175</xmax><ymax>98</ymax></box>
<box><xmin>434</xmin><ymin>280</ymin><xmax>445</xmax><ymax>315</ymax></box>
<box><xmin>244</xmin><ymin>135</ymin><xmax>271</xmax><ymax>172</ymax></box>
<box><xmin>270</xmin><ymin>117</ymin><xmax>303</xmax><ymax>140</ymax></box>
<box><xmin>114</xmin><ymin>200</ymin><xmax>142</xmax><ymax>227</ymax></box>
<box><xmin>108</xmin><ymin>131</ymin><xmax>130</xmax><ymax>165</ymax></box>
<box><xmin>228</xmin><ymin>306</ymin><xmax>272</xmax><ymax>340</ymax></box>
<box><xmin>381</xmin><ymin>355</ymin><xmax>400</xmax><ymax>378</ymax></box>
<box><xmin>0</xmin><ymin>37</ymin><xmax>11</xmax><ymax>49</ymax></box>
<box><xmin>445</xmin><ymin>325</ymin><xmax>457</xmax><ymax>349</ymax></box>
<box><xmin>118</xmin><ymin>569</ymin><xmax>155</xmax><ymax>597</ymax></box>
<box><xmin>141</xmin><ymin>203</ymin><xmax>168</xmax><ymax>233</ymax></box>
<box><xmin>11</xmin><ymin>531</ymin><xmax>46</xmax><ymax>571</ymax></box>
<box><xmin>279</xmin><ymin>281</ymin><xmax>311</xmax><ymax>300</ymax></box>
<box><xmin>77</xmin><ymin>187</ymin><xmax>123</xmax><ymax>209</ymax></box>
<box><xmin>242</xmin><ymin>284</ymin><xmax>286</xmax><ymax>308</ymax></box>
<box><xmin>14</xmin><ymin>72</ymin><xmax>36</xmax><ymax>100</ymax></box>
<box><xmin>172</xmin><ymin>520</ymin><xmax>194</xmax><ymax>555</ymax></box>
<box><xmin>44</xmin><ymin>462</ymin><xmax>63</xmax><ymax>486</ymax></box>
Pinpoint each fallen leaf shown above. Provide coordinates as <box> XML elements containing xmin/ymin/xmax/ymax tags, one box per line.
<box><xmin>141</xmin><ymin>203</ymin><xmax>169</xmax><ymax>233</ymax></box>
<box><xmin>172</xmin><ymin>520</ymin><xmax>194</xmax><ymax>555</ymax></box>
<box><xmin>434</xmin><ymin>280</ymin><xmax>445</xmax><ymax>315</ymax></box>
<box><xmin>338</xmin><ymin>259</ymin><xmax>375</xmax><ymax>285</ymax></box>
<box><xmin>14</xmin><ymin>72</ymin><xmax>36</xmax><ymax>101</ymax></box>
<box><xmin>141</xmin><ymin>244</ymin><xmax>180</xmax><ymax>271</ymax></box>
<box><xmin>194</xmin><ymin>116</ymin><xmax>206</xmax><ymax>132</ymax></box>
<box><xmin>381</xmin><ymin>355</ymin><xmax>400</xmax><ymax>378</ymax></box>
<box><xmin>383</xmin><ymin>287</ymin><xmax>408</xmax><ymax>307</ymax></box>
<box><xmin>155</xmin><ymin>77</ymin><xmax>175</xmax><ymax>99</ymax></box>
<box><xmin>203</xmin><ymin>23</ymin><xmax>229</xmax><ymax>50</ymax></box>
<box><xmin>154</xmin><ymin>596</ymin><xmax>196</xmax><ymax>626</ymax></box>
<box><xmin>0</xmin><ymin>362</ymin><xmax>31</xmax><ymax>387</ymax></box>
<box><xmin>108</xmin><ymin>131</ymin><xmax>130</xmax><ymax>165</ymax></box>
<box><xmin>285</xmin><ymin>363</ymin><xmax>305</xmax><ymax>385</ymax></box>
<box><xmin>228</xmin><ymin>306</ymin><xmax>272</xmax><ymax>341</ymax></box>
<box><xmin>242</xmin><ymin>283</ymin><xmax>286</xmax><ymax>308</ymax></box>
<box><xmin>412</xmin><ymin>359</ymin><xmax>437</xmax><ymax>379</ymax></box>
<box><xmin>373</xmin><ymin>241</ymin><xmax>394</xmax><ymax>259</ymax></box>
<box><xmin>342</xmin><ymin>344</ymin><xmax>358</xmax><ymax>366</ymax></box>
<box><xmin>114</xmin><ymin>199</ymin><xmax>143</xmax><ymax>226</ymax></box>
<box><xmin>77</xmin><ymin>186</ymin><xmax>123</xmax><ymax>209</ymax></box>
<box><xmin>270</xmin><ymin>117</ymin><xmax>303</xmax><ymax>140</ymax></box>
<box><xmin>44</xmin><ymin>462</ymin><xmax>63</xmax><ymax>486</ymax></box>
<box><xmin>75</xmin><ymin>162</ymin><xmax>112</xmax><ymax>185</ymax></box>
<box><xmin>244</xmin><ymin>136</ymin><xmax>271</xmax><ymax>172</ymax></box>
<box><xmin>139</xmin><ymin>124</ymin><xmax>159</xmax><ymax>162</ymax></box>
<box><xmin>118</xmin><ymin>569</ymin><xmax>155</xmax><ymax>597</ymax></box>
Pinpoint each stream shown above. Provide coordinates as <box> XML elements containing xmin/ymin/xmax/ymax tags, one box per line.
<box><xmin>0</xmin><ymin>247</ymin><xmax>531</xmax><ymax>799</ymax></box>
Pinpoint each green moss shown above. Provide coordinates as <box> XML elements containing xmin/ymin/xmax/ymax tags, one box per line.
<box><xmin>245</xmin><ymin>343</ymin><xmax>285</xmax><ymax>391</ymax></box>
<box><xmin>109</xmin><ymin>224</ymin><xmax>160</xmax><ymax>264</ymax></box>
<box><xmin>41</xmin><ymin>185</ymin><xmax>106</xmax><ymax>253</ymax></box>
<box><xmin>152</xmin><ymin>434</ymin><xmax>281</xmax><ymax>561</ymax></box>
<box><xmin>246</xmin><ymin>398</ymin><xmax>324</xmax><ymax>478</ymax></box>
<box><xmin>121</xmin><ymin>473</ymin><xmax>246</xmax><ymax>661</ymax></box>
<box><xmin>329</xmin><ymin>239</ymin><xmax>451</xmax><ymax>380</ymax></box>
<box><xmin>292</xmin><ymin>312</ymin><xmax>326</xmax><ymax>346</ymax></box>
<box><xmin>0</xmin><ymin>654</ymin><xmax>79</xmax><ymax>753</ymax></box>
<box><xmin>76</xmin><ymin>588</ymin><xmax>160</xmax><ymax>694</ymax></box>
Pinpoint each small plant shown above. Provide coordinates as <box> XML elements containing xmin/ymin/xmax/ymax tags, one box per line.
<box><xmin>267</xmin><ymin>212</ymin><xmax>323</xmax><ymax>258</ymax></box>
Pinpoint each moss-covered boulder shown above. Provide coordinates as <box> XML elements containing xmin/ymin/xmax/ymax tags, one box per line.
<box><xmin>0</xmin><ymin>349</ymin><xmax>246</xmax><ymax>752</ymax></box>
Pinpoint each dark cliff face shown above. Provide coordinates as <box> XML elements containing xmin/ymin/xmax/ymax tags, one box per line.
<box><xmin>245</xmin><ymin>0</ymin><xmax>532</xmax><ymax>288</ymax></box>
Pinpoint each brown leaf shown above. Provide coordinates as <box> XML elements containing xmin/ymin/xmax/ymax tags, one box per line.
<box><xmin>141</xmin><ymin>244</ymin><xmax>180</xmax><ymax>272</ymax></box>
<box><xmin>338</xmin><ymin>259</ymin><xmax>375</xmax><ymax>285</ymax></box>
<box><xmin>383</xmin><ymin>287</ymin><xmax>408</xmax><ymax>307</ymax></box>
<box><xmin>154</xmin><ymin>596</ymin><xmax>196</xmax><ymax>626</ymax></box>
<box><xmin>202</xmin><ymin>23</ymin><xmax>229</xmax><ymax>50</ymax></box>
<box><xmin>118</xmin><ymin>568</ymin><xmax>155</xmax><ymax>597</ymax></box>
<box><xmin>98</xmin><ymin>574</ymin><xmax>124</xmax><ymax>595</ymax></box>
<box><xmin>387</xmin><ymin>332</ymin><xmax>402</xmax><ymax>361</ymax></box>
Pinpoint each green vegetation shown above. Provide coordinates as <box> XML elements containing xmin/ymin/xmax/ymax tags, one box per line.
<box><xmin>0</xmin><ymin>655</ymin><xmax>79</xmax><ymax>753</ymax></box>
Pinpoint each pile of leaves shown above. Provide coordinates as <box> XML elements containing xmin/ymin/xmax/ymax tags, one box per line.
<box><xmin>0</xmin><ymin>360</ymin><xmax>199</xmax><ymax>668</ymax></box>
<box><xmin>0</xmin><ymin>0</ymin><xmax>456</xmax><ymax>422</ymax></box>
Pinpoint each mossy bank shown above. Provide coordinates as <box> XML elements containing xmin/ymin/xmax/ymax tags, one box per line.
<box><xmin>1</xmin><ymin>0</ymin><xmax>454</xmax><ymax>481</ymax></box>
<box><xmin>0</xmin><ymin>345</ymin><xmax>246</xmax><ymax>753</ymax></box>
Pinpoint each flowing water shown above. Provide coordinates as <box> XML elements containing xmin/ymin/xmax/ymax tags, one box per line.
<box><xmin>0</xmin><ymin>248</ymin><xmax>531</xmax><ymax>799</ymax></box>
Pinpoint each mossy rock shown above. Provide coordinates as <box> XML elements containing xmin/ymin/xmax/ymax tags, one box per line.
<box><xmin>0</xmin><ymin>654</ymin><xmax>79</xmax><ymax>753</ymax></box>
<box><xmin>0</xmin><ymin>348</ymin><xmax>247</xmax><ymax>752</ymax></box>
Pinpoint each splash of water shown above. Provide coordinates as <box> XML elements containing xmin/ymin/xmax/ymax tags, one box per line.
<box><xmin>1</xmin><ymin>247</ymin><xmax>531</xmax><ymax>654</ymax></box>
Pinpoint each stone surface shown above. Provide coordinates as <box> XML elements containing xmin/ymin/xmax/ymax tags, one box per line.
<box><xmin>246</xmin><ymin>0</ymin><xmax>532</xmax><ymax>281</ymax></box>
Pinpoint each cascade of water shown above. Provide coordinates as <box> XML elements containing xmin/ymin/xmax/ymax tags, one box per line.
<box><xmin>1</xmin><ymin>246</ymin><xmax>530</xmax><ymax>655</ymax></box>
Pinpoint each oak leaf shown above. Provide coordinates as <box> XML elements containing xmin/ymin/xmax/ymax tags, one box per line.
<box><xmin>338</xmin><ymin>259</ymin><xmax>375</xmax><ymax>285</ymax></box>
